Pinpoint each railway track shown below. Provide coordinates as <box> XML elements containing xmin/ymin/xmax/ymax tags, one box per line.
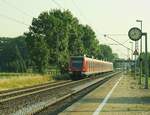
<box><xmin>0</xmin><ymin>80</ymin><xmax>57</xmax><ymax>94</ymax></box>
<box><xmin>0</xmin><ymin>72</ymin><xmax>120</xmax><ymax>115</ymax></box>
<box><xmin>0</xmin><ymin>80</ymin><xmax>71</xmax><ymax>100</ymax></box>
<box><xmin>30</xmin><ymin>71</ymin><xmax>121</xmax><ymax>115</ymax></box>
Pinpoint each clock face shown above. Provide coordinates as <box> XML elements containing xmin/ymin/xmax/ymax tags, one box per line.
<box><xmin>128</xmin><ymin>27</ymin><xmax>142</xmax><ymax>41</ymax></box>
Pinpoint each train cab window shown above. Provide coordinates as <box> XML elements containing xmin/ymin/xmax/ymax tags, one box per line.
<box><xmin>71</xmin><ymin>57</ymin><xmax>83</xmax><ymax>69</ymax></box>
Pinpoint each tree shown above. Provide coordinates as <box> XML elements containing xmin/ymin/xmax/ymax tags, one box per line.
<box><xmin>0</xmin><ymin>37</ymin><xmax>27</xmax><ymax>72</ymax></box>
<box><xmin>25</xmin><ymin>9</ymin><xmax>89</xmax><ymax>72</ymax></box>
<box><xmin>79</xmin><ymin>25</ymin><xmax>99</xmax><ymax>57</ymax></box>
<box><xmin>25</xmin><ymin>9</ymin><xmax>118</xmax><ymax>73</ymax></box>
<box><xmin>112</xmin><ymin>53</ymin><xmax>119</xmax><ymax>60</ymax></box>
<box><xmin>25</xmin><ymin>33</ymin><xmax>49</xmax><ymax>73</ymax></box>
<box><xmin>68</xmin><ymin>24</ymin><xmax>84</xmax><ymax>56</ymax></box>
<box><xmin>137</xmin><ymin>52</ymin><xmax>150</xmax><ymax>75</ymax></box>
<box><xmin>25</xmin><ymin>10</ymin><xmax>74</xmax><ymax>72</ymax></box>
<box><xmin>98</xmin><ymin>44</ymin><xmax>114</xmax><ymax>61</ymax></box>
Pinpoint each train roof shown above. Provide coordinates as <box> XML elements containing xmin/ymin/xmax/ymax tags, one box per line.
<box><xmin>70</xmin><ymin>56</ymin><xmax>113</xmax><ymax>64</ymax></box>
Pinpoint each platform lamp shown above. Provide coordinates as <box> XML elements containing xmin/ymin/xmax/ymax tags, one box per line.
<box><xmin>136</xmin><ymin>20</ymin><xmax>142</xmax><ymax>84</ymax></box>
<box><xmin>129</xmin><ymin>41</ymin><xmax>133</xmax><ymax>60</ymax></box>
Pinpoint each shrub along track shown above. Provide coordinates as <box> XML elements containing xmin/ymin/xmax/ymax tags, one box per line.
<box><xmin>0</xmin><ymin>72</ymin><xmax>120</xmax><ymax>115</ymax></box>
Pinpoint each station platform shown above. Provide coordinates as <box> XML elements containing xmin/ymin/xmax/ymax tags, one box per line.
<box><xmin>59</xmin><ymin>72</ymin><xmax>150</xmax><ymax>115</ymax></box>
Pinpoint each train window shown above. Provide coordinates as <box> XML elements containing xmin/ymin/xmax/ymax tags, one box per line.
<box><xmin>88</xmin><ymin>60</ymin><xmax>90</xmax><ymax>71</ymax></box>
<box><xmin>90</xmin><ymin>60</ymin><xmax>92</xmax><ymax>71</ymax></box>
<box><xmin>71</xmin><ymin>57</ymin><xmax>83</xmax><ymax>69</ymax></box>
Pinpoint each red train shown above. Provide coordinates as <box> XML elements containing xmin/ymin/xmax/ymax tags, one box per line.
<box><xmin>69</xmin><ymin>56</ymin><xmax>113</xmax><ymax>80</ymax></box>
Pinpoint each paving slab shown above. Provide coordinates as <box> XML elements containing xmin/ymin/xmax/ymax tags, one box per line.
<box><xmin>59</xmin><ymin>73</ymin><xmax>150</xmax><ymax>115</ymax></box>
<box><xmin>101</xmin><ymin>73</ymin><xmax>150</xmax><ymax>115</ymax></box>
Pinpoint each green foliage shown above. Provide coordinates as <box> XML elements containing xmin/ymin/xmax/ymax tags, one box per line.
<box><xmin>25</xmin><ymin>10</ymin><xmax>72</xmax><ymax>73</ymax></box>
<box><xmin>25</xmin><ymin>9</ymin><xmax>119</xmax><ymax>73</ymax></box>
<box><xmin>79</xmin><ymin>25</ymin><xmax>99</xmax><ymax>57</ymax></box>
<box><xmin>53</xmin><ymin>73</ymin><xmax>71</xmax><ymax>80</ymax></box>
<box><xmin>0</xmin><ymin>37</ymin><xmax>28</xmax><ymax>72</ymax></box>
<box><xmin>25</xmin><ymin>9</ymin><xmax>101</xmax><ymax>73</ymax></box>
<box><xmin>137</xmin><ymin>52</ymin><xmax>150</xmax><ymax>75</ymax></box>
<box><xmin>98</xmin><ymin>44</ymin><xmax>116</xmax><ymax>61</ymax></box>
<box><xmin>112</xmin><ymin>53</ymin><xmax>119</xmax><ymax>60</ymax></box>
<box><xmin>0</xmin><ymin>9</ymin><xmax>119</xmax><ymax>74</ymax></box>
<box><xmin>25</xmin><ymin>33</ymin><xmax>49</xmax><ymax>73</ymax></box>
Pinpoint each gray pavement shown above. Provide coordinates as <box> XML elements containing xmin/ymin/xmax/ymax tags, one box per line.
<box><xmin>59</xmin><ymin>73</ymin><xmax>150</xmax><ymax>115</ymax></box>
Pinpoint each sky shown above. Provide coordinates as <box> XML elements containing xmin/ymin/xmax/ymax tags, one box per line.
<box><xmin>0</xmin><ymin>0</ymin><xmax>150</xmax><ymax>59</ymax></box>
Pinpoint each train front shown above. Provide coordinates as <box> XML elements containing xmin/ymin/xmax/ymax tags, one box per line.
<box><xmin>69</xmin><ymin>56</ymin><xmax>86</xmax><ymax>80</ymax></box>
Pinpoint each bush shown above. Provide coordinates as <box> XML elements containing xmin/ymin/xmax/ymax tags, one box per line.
<box><xmin>53</xmin><ymin>73</ymin><xmax>71</xmax><ymax>80</ymax></box>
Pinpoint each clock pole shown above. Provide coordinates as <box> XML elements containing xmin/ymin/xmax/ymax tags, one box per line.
<box><xmin>128</xmin><ymin>27</ymin><xmax>149</xmax><ymax>89</ymax></box>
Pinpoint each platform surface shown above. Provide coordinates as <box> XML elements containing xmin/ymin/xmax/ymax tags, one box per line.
<box><xmin>59</xmin><ymin>73</ymin><xmax>150</xmax><ymax>115</ymax></box>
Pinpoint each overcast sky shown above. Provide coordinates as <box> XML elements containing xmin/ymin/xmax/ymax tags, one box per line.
<box><xmin>0</xmin><ymin>0</ymin><xmax>150</xmax><ymax>59</ymax></box>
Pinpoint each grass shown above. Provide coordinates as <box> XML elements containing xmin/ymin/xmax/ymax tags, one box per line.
<box><xmin>0</xmin><ymin>73</ymin><xmax>54</xmax><ymax>91</ymax></box>
<box><xmin>0</xmin><ymin>73</ymin><xmax>40</xmax><ymax>78</ymax></box>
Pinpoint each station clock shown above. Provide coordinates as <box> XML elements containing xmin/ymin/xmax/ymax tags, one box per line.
<box><xmin>128</xmin><ymin>27</ymin><xmax>142</xmax><ymax>41</ymax></box>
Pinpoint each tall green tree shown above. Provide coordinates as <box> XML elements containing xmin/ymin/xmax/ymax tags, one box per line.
<box><xmin>25</xmin><ymin>33</ymin><xmax>49</xmax><ymax>73</ymax></box>
<box><xmin>98</xmin><ymin>44</ymin><xmax>114</xmax><ymax>61</ymax></box>
<box><xmin>80</xmin><ymin>25</ymin><xmax>99</xmax><ymax>57</ymax></box>
<box><xmin>0</xmin><ymin>37</ymin><xmax>27</xmax><ymax>72</ymax></box>
<box><xmin>25</xmin><ymin>9</ymin><xmax>118</xmax><ymax>73</ymax></box>
<box><xmin>25</xmin><ymin>10</ymin><xmax>73</xmax><ymax>72</ymax></box>
<box><xmin>68</xmin><ymin>24</ymin><xmax>84</xmax><ymax>56</ymax></box>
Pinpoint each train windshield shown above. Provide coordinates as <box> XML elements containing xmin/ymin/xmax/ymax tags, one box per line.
<box><xmin>71</xmin><ymin>57</ymin><xmax>83</xmax><ymax>69</ymax></box>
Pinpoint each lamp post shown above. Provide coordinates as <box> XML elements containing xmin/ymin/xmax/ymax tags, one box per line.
<box><xmin>142</xmin><ymin>33</ymin><xmax>149</xmax><ymax>89</ymax></box>
<box><xmin>129</xmin><ymin>41</ymin><xmax>133</xmax><ymax>72</ymax></box>
<box><xmin>136</xmin><ymin>20</ymin><xmax>142</xmax><ymax>84</ymax></box>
